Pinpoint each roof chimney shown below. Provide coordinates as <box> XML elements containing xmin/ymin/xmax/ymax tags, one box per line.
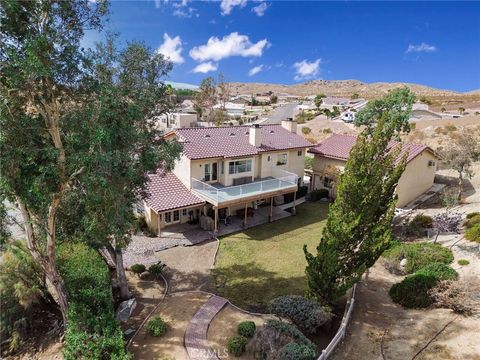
<box><xmin>249</xmin><ymin>124</ymin><xmax>262</xmax><ymax>147</ymax></box>
<box><xmin>281</xmin><ymin>118</ymin><xmax>297</xmax><ymax>134</ymax></box>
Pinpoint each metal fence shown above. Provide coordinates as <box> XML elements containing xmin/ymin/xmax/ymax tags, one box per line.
<box><xmin>317</xmin><ymin>284</ymin><xmax>357</xmax><ymax>360</ymax></box>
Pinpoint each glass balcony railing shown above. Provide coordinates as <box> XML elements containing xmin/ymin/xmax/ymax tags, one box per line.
<box><xmin>191</xmin><ymin>170</ymin><xmax>298</xmax><ymax>205</ymax></box>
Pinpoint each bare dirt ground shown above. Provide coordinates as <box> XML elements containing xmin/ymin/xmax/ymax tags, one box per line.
<box><xmin>129</xmin><ymin>292</ymin><xmax>211</xmax><ymax>360</ymax></box>
<box><xmin>298</xmin><ymin>115</ymin><xmax>359</xmax><ymax>143</ymax></box>
<box><xmin>208</xmin><ymin>305</ymin><xmax>272</xmax><ymax>360</ymax></box>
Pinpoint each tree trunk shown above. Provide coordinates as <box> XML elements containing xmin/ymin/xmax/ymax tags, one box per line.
<box><xmin>115</xmin><ymin>246</ymin><xmax>132</xmax><ymax>301</ymax></box>
<box><xmin>45</xmin><ymin>265</ymin><xmax>69</xmax><ymax>326</ymax></box>
<box><xmin>457</xmin><ymin>172</ymin><xmax>464</xmax><ymax>202</ymax></box>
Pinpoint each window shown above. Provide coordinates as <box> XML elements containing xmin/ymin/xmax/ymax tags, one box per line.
<box><xmin>164</xmin><ymin>212</ymin><xmax>171</xmax><ymax>223</ymax></box>
<box><xmin>173</xmin><ymin>210</ymin><xmax>180</xmax><ymax>222</ymax></box>
<box><xmin>228</xmin><ymin>159</ymin><xmax>252</xmax><ymax>174</ymax></box>
<box><xmin>323</xmin><ymin>176</ymin><xmax>333</xmax><ymax>188</ymax></box>
<box><xmin>221</xmin><ymin>161</ymin><xmax>224</xmax><ymax>174</ymax></box>
<box><xmin>204</xmin><ymin>163</ymin><xmax>211</xmax><ymax>182</ymax></box>
<box><xmin>182</xmin><ymin>209</ymin><xmax>187</xmax><ymax>216</ymax></box>
<box><xmin>277</xmin><ymin>154</ymin><xmax>287</xmax><ymax>166</ymax></box>
<box><xmin>428</xmin><ymin>160</ymin><xmax>436</xmax><ymax>167</ymax></box>
<box><xmin>297</xmin><ymin>150</ymin><xmax>303</xmax><ymax>157</ymax></box>
<box><xmin>267</xmin><ymin>155</ymin><xmax>271</xmax><ymax>162</ymax></box>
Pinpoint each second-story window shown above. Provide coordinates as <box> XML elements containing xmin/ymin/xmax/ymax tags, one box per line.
<box><xmin>228</xmin><ymin>159</ymin><xmax>252</xmax><ymax>174</ymax></box>
<box><xmin>297</xmin><ymin>150</ymin><xmax>303</xmax><ymax>156</ymax></box>
<box><xmin>277</xmin><ymin>154</ymin><xmax>287</xmax><ymax>166</ymax></box>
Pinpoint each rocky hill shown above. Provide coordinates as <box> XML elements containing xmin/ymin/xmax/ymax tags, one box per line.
<box><xmin>229</xmin><ymin>80</ymin><xmax>473</xmax><ymax>99</ymax></box>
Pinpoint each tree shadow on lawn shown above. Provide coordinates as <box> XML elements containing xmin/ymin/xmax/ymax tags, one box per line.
<box><xmin>223</xmin><ymin>202</ymin><xmax>329</xmax><ymax>242</ymax></box>
<box><xmin>213</xmin><ymin>262</ymin><xmax>308</xmax><ymax>312</ymax></box>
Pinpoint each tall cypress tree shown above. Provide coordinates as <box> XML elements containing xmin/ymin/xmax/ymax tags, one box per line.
<box><xmin>304</xmin><ymin>88</ymin><xmax>415</xmax><ymax>304</ymax></box>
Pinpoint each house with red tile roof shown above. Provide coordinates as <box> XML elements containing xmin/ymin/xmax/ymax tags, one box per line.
<box><xmin>143</xmin><ymin>119</ymin><xmax>311</xmax><ymax>235</ymax></box>
<box><xmin>308</xmin><ymin>134</ymin><xmax>439</xmax><ymax>207</ymax></box>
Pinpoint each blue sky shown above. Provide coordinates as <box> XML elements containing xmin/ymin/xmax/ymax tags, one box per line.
<box><xmin>86</xmin><ymin>1</ymin><xmax>480</xmax><ymax>92</ymax></box>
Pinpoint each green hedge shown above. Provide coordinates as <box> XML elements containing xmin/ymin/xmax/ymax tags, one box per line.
<box><xmin>383</xmin><ymin>242</ymin><xmax>453</xmax><ymax>274</ymax></box>
<box><xmin>58</xmin><ymin>243</ymin><xmax>130</xmax><ymax>360</ymax></box>
<box><xmin>389</xmin><ymin>273</ymin><xmax>437</xmax><ymax>308</ymax></box>
<box><xmin>228</xmin><ymin>336</ymin><xmax>248</xmax><ymax>356</ymax></box>
<box><xmin>416</xmin><ymin>262</ymin><xmax>458</xmax><ymax>281</ymax></box>
<box><xmin>269</xmin><ymin>295</ymin><xmax>332</xmax><ymax>334</ymax></box>
<box><xmin>278</xmin><ymin>342</ymin><xmax>316</xmax><ymax>360</ymax></box>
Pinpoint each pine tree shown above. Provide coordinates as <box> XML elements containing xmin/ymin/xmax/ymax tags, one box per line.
<box><xmin>304</xmin><ymin>88</ymin><xmax>415</xmax><ymax>304</ymax></box>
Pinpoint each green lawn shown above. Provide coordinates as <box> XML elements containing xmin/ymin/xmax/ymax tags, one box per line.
<box><xmin>213</xmin><ymin>202</ymin><xmax>329</xmax><ymax>311</ymax></box>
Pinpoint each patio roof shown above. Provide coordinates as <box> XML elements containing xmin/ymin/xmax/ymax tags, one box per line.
<box><xmin>144</xmin><ymin>170</ymin><xmax>204</xmax><ymax>213</ymax></box>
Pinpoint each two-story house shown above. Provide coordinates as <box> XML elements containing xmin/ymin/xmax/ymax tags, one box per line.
<box><xmin>142</xmin><ymin>120</ymin><xmax>311</xmax><ymax>235</ymax></box>
<box><xmin>308</xmin><ymin>133</ymin><xmax>439</xmax><ymax>207</ymax></box>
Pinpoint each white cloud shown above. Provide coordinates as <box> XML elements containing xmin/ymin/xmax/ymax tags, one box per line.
<box><xmin>293</xmin><ymin>59</ymin><xmax>321</xmax><ymax>81</ymax></box>
<box><xmin>192</xmin><ymin>61</ymin><xmax>218</xmax><ymax>73</ymax></box>
<box><xmin>157</xmin><ymin>33</ymin><xmax>184</xmax><ymax>64</ymax></box>
<box><xmin>172</xmin><ymin>0</ymin><xmax>198</xmax><ymax>18</ymax></box>
<box><xmin>248</xmin><ymin>65</ymin><xmax>264</xmax><ymax>76</ymax></box>
<box><xmin>252</xmin><ymin>2</ymin><xmax>269</xmax><ymax>16</ymax></box>
<box><xmin>406</xmin><ymin>42</ymin><xmax>437</xmax><ymax>53</ymax></box>
<box><xmin>220</xmin><ymin>0</ymin><xmax>247</xmax><ymax>15</ymax></box>
<box><xmin>189</xmin><ymin>32</ymin><xmax>269</xmax><ymax>62</ymax></box>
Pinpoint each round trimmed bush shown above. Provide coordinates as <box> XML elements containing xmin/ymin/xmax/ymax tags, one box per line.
<box><xmin>465</xmin><ymin>224</ymin><xmax>480</xmax><ymax>243</ymax></box>
<box><xmin>416</xmin><ymin>262</ymin><xmax>458</xmax><ymax>281</ymax></box>
<box><xmin>130</xmin><ymin>264</ymin><xmax>146</xmax><ymax>276</ymax></box>
<box><xmin>146</xmin><ymin>316</ymin><xmax>167</xmax><ymax>337</ymax></box>
<box><xmin>458</xmin><ymin>259</ymin><xmax>470</xmax><ymax>266</ymax></box>
<box><xmin>269</xmin><ymin>296</ymin><xmax>332</xmax><ymax>334</ymax></box>
<box><xmin>278</xmin><ymin>342</ymin><xmax>316</xmax><ymax>360</ymax></box>
<box><xmin>383</xmin><ymin>242</ymin><xmax>453</xmax><ymax>274</ymax></box>
<box><xmin>407</xmin><ymin>214</ymin><xmax>433</xmax><ymax>236</ymax></box>
<box><xmin>148</xmin><ymin>262</ymin><xmax>166</xmax><ymax>276</ymax></box>
<box><xmin>237</xmin><ymin>321</ymin><xmax>256</xmax><ymax>338</ymax></box>
<box><xmin>389</xmin><ymin>273</ymin><xmax>437</xmax><ymax>308</ymax></box>
<box><xmin>228</xmin><ymin>336</ymin><xmax>248</xmax><ymax>357</ymax></box>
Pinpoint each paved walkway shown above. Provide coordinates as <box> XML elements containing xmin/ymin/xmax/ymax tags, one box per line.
<box><xmin>185</xmin><ymin>295</ymin><xmax>229</xmax><ymax>360</ymax></box>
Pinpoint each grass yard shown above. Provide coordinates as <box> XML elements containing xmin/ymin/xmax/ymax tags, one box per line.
<box><xmin>213</xmin><ymin>201</ymin><xmax>329</xmax><ymax>311</ymax></box>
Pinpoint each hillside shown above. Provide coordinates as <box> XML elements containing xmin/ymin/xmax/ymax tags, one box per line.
<box><xmin>229</xmin><ymin>80</ymin><xmax>477</xmax><ymax>99</ymax></box>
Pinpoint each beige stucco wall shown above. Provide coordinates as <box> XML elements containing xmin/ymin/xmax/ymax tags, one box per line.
<box><xmin>311</xmin><ymin>150</ymin><xmax>437</xmax><ymax>208</ymax></box>
<box><xmin>396</xmin><ymin>151</ymin><xmax>437</xmax><ymax>207</ymax></box>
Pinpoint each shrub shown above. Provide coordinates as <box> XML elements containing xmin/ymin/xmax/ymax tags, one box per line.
<box><xmin>430</xmin><ymin>278</ymin><xmax>480</xmax><ymax>315</ymax></box>
<box><xmin>302</xmin><ymin>127</ymin><xmax>312</xmax><ymax>135</ymax></box>
<box><xmin>465</xmin><ymin>224</ymin><xmax>480</xmax><ymax>242</ymax></box>
<box><xmin>237</xmin><ymin>321</ymin><xmax>256</xmax><ymax>338</ymax></box>
<box><xmin>265</xmin><ymin>320</ymin><xmax>315</xmax><ymax>350</ymax></box>
<box><xmin>322</xmin><ymin>128</ymin><xmax>332</xmax><ymax>134</ymax></box>
<box><xmin>304</xmin><ymin>157</ymin><xmax>314</xmax><ymax>170</ymax></box>
<box><xmin>416</xmin><ymin>262</ymin><xmax>458</xmax><ymax>280</ymax></box>
<box><xmin>407</xmin><ymin>214</ymin><xmax>433</xmax><ymax>236</ymax></box>
<box><xmin>310</xmin><ymin>189</ymin><xmax>329</xmax><ymax>201</ymax></box>
<box><xmin>58</xmin><ymin>243</ymin><xmax>129</xmax><ymax>360</ymax></box>
<box><xmin>458</xmin><ymin>259</ymin><xmax>470</xmax><ymax>266</ymax></box>
<box><xmin>130</xmin><ymin>264</ymin><xmax>146</xmax><ymax>276</ymax></box>
<box><xmin>278</xmin><ymin>342</ymin><xmax>316</xmax><ymax>360</ymax></box>
<box><xmin>228</xmin><ymin>336</ymin><xmax>248</xmax><ymax>356</ymax></box>
<box><xmin>389</xmin><ymin>273</ymin><xmax>437</xmax><ymax>308</ymax></box>
<box><xmin>148</xmin><ymin>262</ymin><xmax>166</xmax><ymax>277</ymax></box>
<box><xmin>383</xmin><ymin>242</ymin><xmax>453</xmax><ymax>274</ymax></box>
<box><xmin>269</xmin><ymin>295</ymin><xmax>332</xmax><ymax>334</ymax></box>
<box><xmin>464</xmin><ymin>213</ymin><xmax>480</xmax><ymax>228</ymax></box>
<box><xmin>466</xmin><ymin>212</ymin><xmax>480</xmax><ymax>219</ymax></box>
<box><xmin>136</xmin><ymin>215</ymin><xmax>148</xmax><ymax>233</ymax></box>
<box><xmin>146</xmin><ymin>316</ymin><xmax>167</xmax><ymax>337</ymax></box>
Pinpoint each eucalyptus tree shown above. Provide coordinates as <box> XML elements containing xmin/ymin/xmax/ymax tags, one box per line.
<box><xmin>304</xmin><ymin>88</ymin><xmax>415</xmax><ymax>304</ymax></box>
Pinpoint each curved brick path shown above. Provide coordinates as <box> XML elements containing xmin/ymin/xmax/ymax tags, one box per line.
<box><xmin>185</xmin><ymin>295</ymin><xmax>229</xmax><ymax>360</ymax></box>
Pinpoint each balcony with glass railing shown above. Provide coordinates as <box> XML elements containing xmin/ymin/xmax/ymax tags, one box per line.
<box><xmin>191</xmin><ymin>170</ymin><xmax>298</xmax><ymax>206</ymax></box>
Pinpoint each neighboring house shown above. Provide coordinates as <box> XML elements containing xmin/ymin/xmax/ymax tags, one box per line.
<box><xmin>155</xmin><ymin>112</ymin><xmax>198</xmax><ymax>130</ymax></box>
<box><xmin>308</xmin><ymin>134</ymin><xmax>438</xmax><ymax>207</ymax></box>
<box><xmin>143</xmin><ymin>120</ymin><xmax>311</xmax><ymax>235</ymax></box>
<box><xmin>214</xmin><ymin>102</ymin><xmax>245</xmax><ymax>117</ymax></box>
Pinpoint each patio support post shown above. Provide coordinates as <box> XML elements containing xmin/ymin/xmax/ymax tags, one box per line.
<box><xmin>214</xmin><ymin>207</ymin><xmax>218</xmax><ymax>234</ymax></box>
<box><xmin>269</xmin><ymin>197</ymin><xmax>273</xmax><ymax>222</ymax></box>
<box><xmin>243</xmin><ymin>202</ymin><xmax>248</xmax><ymax>228</ymax></box>
<box><xmin>157</xmin><ymin>212</ymin><xmax>161</xmax><ymax>237</ymax></box>
<box><xmin>292</xmin><ymin>190</ymin><xmax>297</xmax><ymax>215</ymax></box>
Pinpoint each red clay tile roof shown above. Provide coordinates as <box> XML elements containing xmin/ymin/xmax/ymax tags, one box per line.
<box><xmin>308</xmin><ymin>133</ymin><xmax>435</xmax><ymax>164</ymax></box>
<box><xmin>173</xmin><ymin>125</ymin><xmax>311</xmax><ymax>160</ymax></box>
<box><xmin>144</xmin><ymin>170</ymin><xmax>204</xmax><ymax>213</ymax></box>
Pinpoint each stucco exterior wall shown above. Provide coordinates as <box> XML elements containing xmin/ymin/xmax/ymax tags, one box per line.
<box><xmin>311</xmin><ymin>150</ymin><xmax>437</xmax><ymax>208</ymax></box>
<box><xmin>396</xmin><ymin>151</ymin><xmax>437</xmax><ymax>207</ymax></box>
